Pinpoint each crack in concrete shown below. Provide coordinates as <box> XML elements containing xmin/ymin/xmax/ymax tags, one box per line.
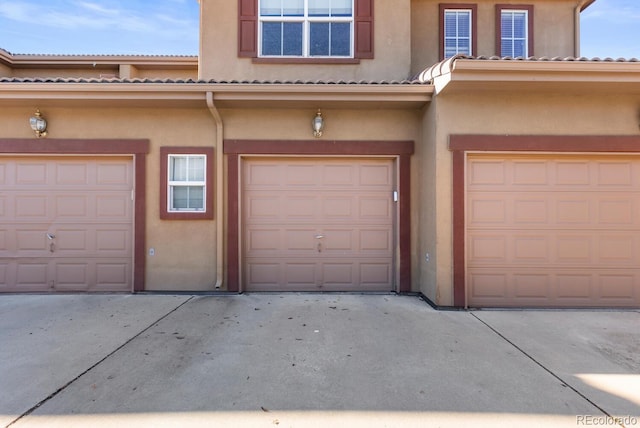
<box><xmin>5</xmin><ymin>296</ymin><xmax>195</xmax><ymax>428</ymax></box>
<box><xmin>468</xmin><ymin>312</ymin><xmax>628</xmax><ymax>427</ymax></box>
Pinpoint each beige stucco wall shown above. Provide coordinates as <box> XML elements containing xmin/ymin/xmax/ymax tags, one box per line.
<box><xmin>219</xmin><ymin>106</ymin><xmax>423</xmax><ymax>293</ymax></box>
<box><xmin>1</xmin><ymin>104</ymin><xmax>423</xmax><ymax>293</ymax></box>
<box><xmin>0</xmin><ymin>62</ymin><xmax>11</xmax><ymax>77</ymax></box>
<box><xmin>420</xmin><ymin>89</ymin><xmax>640</xmax><ymax>306</ymax></box>
<box><xmin>411</xmin><ymin>0</ymin><xmax>579</xmax><ymax>77</ymax></box>
<box><xmin>0</xmin><ymin>106</ymin><xmax>218</xmax><ymax>292</ymax></box>
<box><xmin>199</xmin><ymin>0</ymin><xmax>412</xmax><ymax>82</ymax></box>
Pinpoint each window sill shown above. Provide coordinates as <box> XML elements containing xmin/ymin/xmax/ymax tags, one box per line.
<box><xmin>252</xmin><ymin>57</ymin><xmax>361</xmax><ymax>65</ymax></box>
<box><xmin>160</xmin><ymin>211</ymin><xmax>213</xmax><ymax>221</ymax></box>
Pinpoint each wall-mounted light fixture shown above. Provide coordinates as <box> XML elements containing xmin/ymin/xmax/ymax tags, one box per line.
<box><xmin>312</xmin><ymin>109</ymin><xmax>324</xmax><ymax>138</ymax></box>
<box><xmin>29</xmin><ymin>109</ymin><xmax>48</xmax><ymax>138</ymax></box>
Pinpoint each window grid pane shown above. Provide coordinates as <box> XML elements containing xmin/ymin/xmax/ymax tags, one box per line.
<box><xmin>501</xmin><ymin>10</ymin><xmax>528</xmax><ymax>57</ymax></box>
<box><xmin>444</xmin><ymin>10</ymin><xmax>472</xmax><ymax>58</ymax></box>
<box><xmin>259</xmin><ymin>0</ymin><xmax>353</xmax><ymax>58</ymax></box>
<box><xmin>168</xmin><ymin>154</ymin><xmax>206</xmax><ymax>212</ymax></box>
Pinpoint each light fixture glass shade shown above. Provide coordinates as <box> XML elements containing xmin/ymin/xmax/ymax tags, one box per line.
<box><xmin>29</xmin><ymin>110</ymin><xmax>47</xmax><ymax>137</ymax></box>
<box><xmin>312</xmin><ymin>110</ymin><xmax>324</xmax><ymax>138</ymax></box>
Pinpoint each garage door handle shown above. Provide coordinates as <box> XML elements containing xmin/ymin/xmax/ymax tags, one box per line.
<box><xmin>315</xmin><ymin>235</ymin><xmax>324</xmax><ymax>239</ymax></box>
<box><xmin>47</xmin><ymin>233</ymin><xmax>56</xmax><ymax>240</ymax></box>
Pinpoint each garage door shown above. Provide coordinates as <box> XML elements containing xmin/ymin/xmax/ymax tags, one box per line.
<box><xmin>0</xmin><ymin>156</ymin><xmax>134</xmax><ymax>292</ymax></box>
<box><xmin>467</xmin><ymin>154</ymin><xmax>640</xmax><ymax>307</ymax></box>
<box><xmin>243</xmin><ymin>157</ymin><xmax>395</xmax><ymax>291</ymax></box>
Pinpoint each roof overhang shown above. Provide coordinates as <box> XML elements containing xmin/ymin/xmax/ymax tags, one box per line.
<box><xmin>0</xmin><ymin>49</ymin><xmax>198</xmax><ymax>70</ymax></box>
<box><xmin>0</xmin><ymin>81</ymin><xmax>433</xmax><ymax>109</ymax></box>
<box><xmin>417</xmin><ymin>56</ymin><xmax>640</xmax><ymax>96</ymax></box>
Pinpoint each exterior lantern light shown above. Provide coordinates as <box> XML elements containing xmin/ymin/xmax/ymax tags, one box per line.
<box><xmin>29</xmin><ymin>109</ymin><xmax>48</xmax><ymax>138</ymax></box>
<box><xmin>312</xmin><ymin>109</ymin><xmax>324</xmax><ymax>138</ymax></box>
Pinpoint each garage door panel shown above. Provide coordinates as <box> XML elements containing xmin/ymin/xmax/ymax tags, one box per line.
<box><xmin>96</xmin><ymin>162</ymin><xmax>132</xmax><ymax>186</ymax></box>
<box><xmin>244</xmin><ymin>158</ymin><xmax>395</xmax><ymax>292</ymax></box>
<box><xmin>513</xmin><ymin>236</ymin><xmax>550</xmax><ymax>262</ymax></box>
<box><xmin>598</xmin><ymin>275</ymin><xmax>636</xmax><ymax>300</ymax></box>
<box><xmin>56</xmin><ymin>229</ymin><xmax>88</xmax><ymax>251</ymax></box>
<box><xmin>322</xmin><ymin>263</ymin><xmax>354</xmax><ymax>286</ymax></box>
<box><xmin>95</xmin><ymin>262</ymin><xmax>130</xmax><ymax>290</ymax></box>
<box><xmin>15</xmin><ymin>229</ymin><xmax>49</xmax><ymax>253</ymax></box>
<box><xmin>598</xmin><ymin>199</ymin><xmax>634</xmax><ymax>224</ymax></box>
<box><xmin>96</xmin><ymin>195</ymin><xmax>131</xmax><ymax>219</ymax></box>
<box><xmin>360</xmin><ymin>262</ymin><xmax>393</xmax><ymax>290</ymax></box>
<box><xmin>323</xmin><ymin>164</ymin><xmax>353</xmax><ymax>185</ymax></box>
<box><xmin>513</xmin><ymin>274</ymin><xmax>550</xmax><ymax>299</ymax></box>
<box><xmin>247</xmin><ymin>229</ymin><xmax>281</xmax><ymax>253</ymax></box>
<box><xmin>359</xmin><ymin>197</ymin><xmax>392</xmax><ymax>220</ymax></box>
<box><xmin>15</xmin><ymin>196</ymin><xmax>49</xmax><ymax>219</ymax></box>
<box><xmin>360</xmin><ymin>164</ymin><xmax>393</xmax><ymax>186</ymax></box>
<box><xmin>468</xmin><ymin>198</ymin><xmax>507</xmax><ymax>224</ymax></box>
<box><xmin>55</xmin><ymin>163</ymin><xmax>89</xmax><ymax>185</ymax></box>
<box><xmin>468</xmin><ymin>234</ymin><xmax>507</xmax><ymax>262</ymax></box>
<box><xmin>513</xmin><ymin>199</ymin><xmax>548</xmax><ymax>224</ymax></box>
<box><xmin>467</xmin><ymin>154</ymin><xmax>640</xmax><ymax>307</ymax></box>
<box><xmin>246</xmin><ymin>195</ymin><xmax>281</xmax><ymax>220</ymax></box>
<box><xmin>55</xmin><ymin>195</ymin><xmax>89</xmax><ymax>218</ymax></box>
<box><xmin>16</xmin><ymin>262</ymin><xmax>49</xmax><ymax>287</ymax></box>
<box><xmin>0</xmin><ymin>157</ymin><xmax>134</xmax><ymax>293</ymax></box>
<box><xmin>286</xmin><ymin>196</ymin><xmax>318</xmax><ymax>218</ymax></box>
<box><xmin>359</xmin><ymin>229</ymin><xmax>392</xmax><ymax>252</ymax></box>
<box><xmin>284</xmin><ymin>229</ymin><xmax>318</xmax><ymax>251</ymax></box>
<box><xmin>555</xmin><ymin>274</ymin><xmax>593</xmax><ymax>299</ymax></box>
<box><xmin>16</xmin><ymin>163</ymin><xmax>47</xmax><ymax>185</ymax></box>
<box><xmin>55</xmin><ymin>263</ymin><xmax>89</xmax><ymax>290</ymax></box>
<box><xmin>469</xmin><ymin>272</ymin><xmax>509</xmax><ymax>299</ymax></box>
<box><xmin>323</xmin><ymin>197</ymin><xmax>353</xmax><ymax>218</ymax></box>
<box><xmin>96</xmin><ymin>229</ymin><xmax>129</xmax><ymax>252</ymax></box>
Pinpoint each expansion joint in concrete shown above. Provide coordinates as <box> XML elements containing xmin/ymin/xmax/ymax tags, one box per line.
<box><xmin>5</xmin><ymin>296</ymin><xmax>195</xmax><ymax>428</ymax></box>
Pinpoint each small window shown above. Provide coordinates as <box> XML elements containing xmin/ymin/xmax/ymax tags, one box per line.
<box><xmin>259</xmin><ymin>0</ymin><xmax>354</xmax><ymax>58</ymax></box>
<box><xmin>160</xmin><ymin>147</ymin><xmax>214</xmax><ymax>220</ymax></box>
<box><xmin>168</xmin><ymin>155</ymin><xmax>206</xmax><ymax>211</ymax></box>
<box><xmin>496</xmin><ymin>5</ymin><xmax>533</xmax><ymax>58</ymax></box>
<box><xmin>439</xmin><ymin>4</ymin><xmax>477</xmax><ymax>60</ymax></box>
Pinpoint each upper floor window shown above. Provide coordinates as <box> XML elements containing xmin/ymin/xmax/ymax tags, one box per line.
<box><xmin>259</xmin><ymin>0</ymin><xmax>354</xmax><ymax>58</ymax></box>
<box><xmin>496</xmin><ymin>5</ymin><xmax>534</xmax><ymax>57</ymax></box>
<box><xmin>239</xmin><ymin>0</ymin><xmax>373</xmax><ymax>61</ymax></box>
<box><xmin>439</xmin><ymin>4</ymin><xmax>477</xmax><ymax>60</ymax></box>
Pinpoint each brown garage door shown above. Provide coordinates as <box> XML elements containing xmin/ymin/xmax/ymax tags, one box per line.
<box><xmin>0</xmin><ymin>156</ymin><xmax>134</xmax><ymax>292</ymax></box>
<box><xmin>243</xmin><ymin>157</ymin><xmax>395</xmax><ymax>292</ymax></box>
<box><xmin>467</xmin><ymin>154</ymin><xmax>640</xmax><ymax>307</ymax></box>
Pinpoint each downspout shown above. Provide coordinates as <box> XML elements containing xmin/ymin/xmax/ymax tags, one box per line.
<box><xmin>206</xmin><ymin>91</ymin><xmax>224</xmax><ymax>290</ymax></box>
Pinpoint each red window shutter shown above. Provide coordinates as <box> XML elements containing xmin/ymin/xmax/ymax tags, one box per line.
<box><xmin>238</xmin><ymin>0</ymin><xmax>257</xmax><ymax>57</ymax></box>
<box><xmin>355</xmin><ymin>0</ymin><xmax>374</xmax><ymax>59</ymax></box>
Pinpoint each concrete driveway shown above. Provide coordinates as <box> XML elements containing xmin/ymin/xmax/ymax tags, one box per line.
<box><xmin>1</xmin><ymin>294</ymin><xmax>638</xmax><ymax>428</ymax></box>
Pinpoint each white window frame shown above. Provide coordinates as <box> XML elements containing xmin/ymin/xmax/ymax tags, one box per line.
<box><xmin>258</xmin><ymin>0</ymin><xmax>355</xmax><ymax>58</ymax></box>
<box><xmin>443</xmin><ymin>8</ymin><xmax>473</xmax><ymax>58</ymax></box>
<box><xmin>167</xmin><ymin>154</ymin><xmax>207</xmax><ymax>213</ymax></box>
<box><xmin>500</xmin><ymin>9</ymin><xmax>529</xmax><ymax>58</ymax></box>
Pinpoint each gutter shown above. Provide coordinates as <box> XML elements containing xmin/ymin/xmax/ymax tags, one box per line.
<box><xmin>206</xmin><ymin>92</ymin><xmax>225</xmax><ymax>291</ymax></box>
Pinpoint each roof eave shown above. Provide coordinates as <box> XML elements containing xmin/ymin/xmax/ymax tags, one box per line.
<box><xmin>0</xmin><ymin>82</ymin><xmax>434</xmax><ymax>109</ymax></box>
<box><xmin>422</xmin><ymin>57</ymin><xmax>640</xmax><ymax>95</ymax></box>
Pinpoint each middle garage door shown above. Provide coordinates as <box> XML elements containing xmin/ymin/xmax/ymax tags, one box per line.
<box><xmin>243</xmin><ymin>157</ymin><xmax>395</xmax><ymax>292</ymax></box>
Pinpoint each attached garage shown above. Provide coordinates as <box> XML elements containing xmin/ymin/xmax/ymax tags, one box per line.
<box><xmin>451</xmin><ymin>136</ymin><xmax>640</xmax><ymax>308</ymax></box>
<box><xmin>0</xmin><ymin>156</ymin><xmax>134</xmax><ymax>292</ymax></box>
<box><xmin>225</xmin><ymin>139</ymin><xmax>414</xmax><ymax>294</ymax></box>
<box><xmin>243</xmin><ymin>157</ymin><xmax>395</xmax><ymax>291</ymax></box>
